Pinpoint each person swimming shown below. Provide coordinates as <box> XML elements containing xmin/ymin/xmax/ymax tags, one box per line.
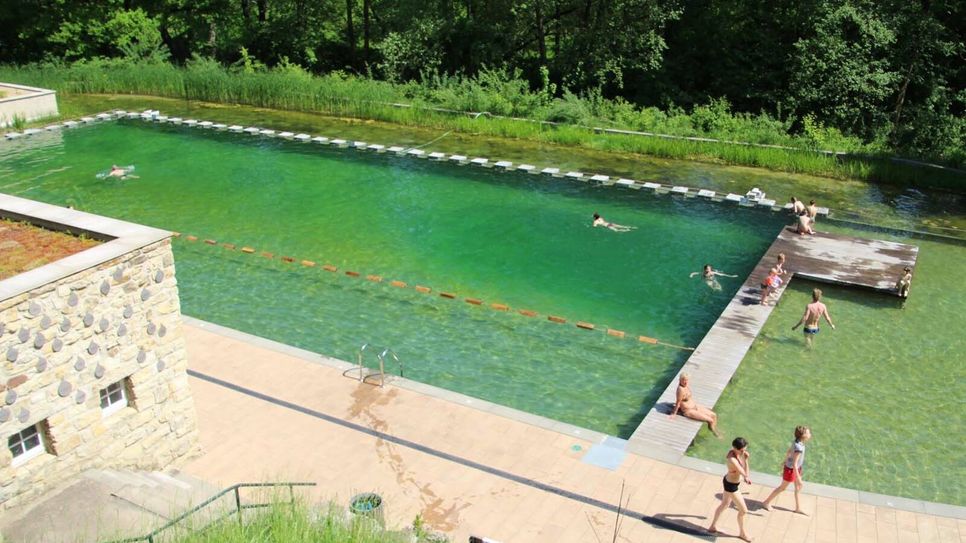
<box><xmin>592</xmin><ymin>212</ymin><xmax>634</xmax><ymax>232</ymax></box>
<box><xmin>690</xmin><ymin>264</ymin><xmax>737</xmax><ymax>291</ymax></box>
<box><xmin>100</xmin><ymin>165</ymin><xmax>138</xmax><ymax>180</ymax></box>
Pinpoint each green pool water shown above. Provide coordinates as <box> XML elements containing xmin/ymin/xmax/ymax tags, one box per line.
<box><xmin>687</xmin><ymin>226</ymin><xmax>966</xmax><ymax>506</ymax></box>
<box><xmin>0</xmin><ymin>121</ymin><xmax>783</xmax><ymax>437</ymax></box>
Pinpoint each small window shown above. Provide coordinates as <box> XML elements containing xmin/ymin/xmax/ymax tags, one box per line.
<box><xmin>99</xmin><ymin>379</ymin><xmax>128</xmax><ymax>417</ymax></box>
<box><xmin>8</xmin><ymin>424</ymin><xmax>46</xmax><ymax>466</ymax></box>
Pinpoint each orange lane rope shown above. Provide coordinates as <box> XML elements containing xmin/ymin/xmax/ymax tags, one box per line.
<box><xmin>171</xmin><ymin>232</ymin><xmax>695</xmax><ymax>351</ymax></box>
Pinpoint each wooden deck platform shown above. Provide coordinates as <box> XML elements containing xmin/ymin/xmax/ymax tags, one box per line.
<box><xmin>627</xmin><ymin>226</ymin><xmax>919</xmax><ymax>458</ymax></box>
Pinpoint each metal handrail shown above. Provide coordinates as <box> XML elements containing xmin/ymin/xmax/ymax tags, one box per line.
<box><xmin>356</xmin><ymin>344</ymin><xmax>403</xmax><ymax>387</ymax></box>
<box><xmin>100</xmin><ymin>481</ymin><xmax>316</xmax><ymax>543</ymax></box>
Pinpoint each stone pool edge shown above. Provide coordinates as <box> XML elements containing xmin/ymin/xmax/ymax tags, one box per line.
<box><xmin>182</xmin><ymin>315</ymin><xmax>966</xmax><ymax>520</ymax></box>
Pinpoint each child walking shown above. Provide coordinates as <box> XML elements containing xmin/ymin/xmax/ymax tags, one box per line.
<box><xmin>762</xmin><ymin>425</ymin><xmax>812</xmax><ymax>514</ymax></box>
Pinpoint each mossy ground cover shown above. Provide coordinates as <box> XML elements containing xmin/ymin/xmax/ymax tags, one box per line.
<box><xmin>0</xmin><ymin>219</ymin><xmax>100</xmax><ymax>280</ymax></box>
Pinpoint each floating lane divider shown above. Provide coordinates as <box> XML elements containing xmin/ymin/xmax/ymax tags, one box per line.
<box><xmin>172</xmin><ymin>231</ymin><xmax>694</xmax><ymax>351</ymax></box>
<box><xmin>1</xmin><ymin>108</ymin><xmax>831</xmax><ymax>216</ymax></box>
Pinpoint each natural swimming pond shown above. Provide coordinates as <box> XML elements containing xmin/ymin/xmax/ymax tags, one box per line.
<box><xmin>0</xmin><ymin>120</ymin><xmax>784</xmax><ymax>437</ymax></box>
<box><xmin>687</xmin><ymin>226</ymin><xmax>966</xmax><ymax>506</ymax></box>
<box><xmin>3</xmin><ymin>118</ymin><xmax>963</xmax><ymax>507</ymax></box>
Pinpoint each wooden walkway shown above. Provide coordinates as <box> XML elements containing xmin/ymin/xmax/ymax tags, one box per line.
<box><xmin>627</xmin><ymin>226</ymin><xmax>919</xmax><ymax>457</ymax></box>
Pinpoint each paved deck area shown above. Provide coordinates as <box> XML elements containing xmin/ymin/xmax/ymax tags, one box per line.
<box><xmin>628</xmin><ymin>227</ymin><xmax>919</xmax><ymax>457</ymax></box>
<box><xmin>178</xmin><ymin>320</ymin><xmax>964</xmax><ymax>543</ymax></box>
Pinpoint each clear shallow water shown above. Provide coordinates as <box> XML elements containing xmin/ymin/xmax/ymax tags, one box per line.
<box><xmin>0</xmin><ymin>121</ymin><xmax>784</xmax><ymax>436</ymax></box>
<box><xmin>687</xmin><ymin>227</ymin><xmax>966</xmax><ymax>506</ymax></box>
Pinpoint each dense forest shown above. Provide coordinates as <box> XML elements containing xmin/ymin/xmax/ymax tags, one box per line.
<box><xmin>1</xmin><ymin>0</ymin><xmax>963</xmax><ymax>165</ymax></box>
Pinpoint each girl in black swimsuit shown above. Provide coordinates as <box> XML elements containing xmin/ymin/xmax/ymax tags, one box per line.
<box><xmin>709</xmin><ymin>437</ymin><xmax>753</xmax><ymax>542</ymax></box>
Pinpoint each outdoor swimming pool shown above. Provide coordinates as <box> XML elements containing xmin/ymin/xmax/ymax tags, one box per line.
<box><xmin>687</xmin><ymin>227</ymin><xmax>966</xmax><ymax>506</ymax></box>
<box><xmin>3</xmin><ymin>118</ymin><xmax>962</xmax><ymax>507</ymax></box>
<box><xmin>0</xmin><ymin>120</ymin><xmax>783</xmax><ymax>437</ymax></box>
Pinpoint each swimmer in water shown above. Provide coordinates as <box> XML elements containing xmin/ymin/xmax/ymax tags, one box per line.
<box><xmin>592</xmin><ymin>212</ymin><xmax>634</xmax><ymax>232</ymax></box>
<box><xmin>105</xmin><ymin>165</ymin><xmax>138</xmax><ymax>180</ymax></box>
<box><xmin>690</xmin><ymin>264</ymin><xmax>737</xmax><ymax>291</ymax></box>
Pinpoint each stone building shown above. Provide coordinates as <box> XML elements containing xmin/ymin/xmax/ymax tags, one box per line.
<box><xmin>0</xmin><ymin>194</ymin><xmax>199</xmax><ymax>510</ymax></box>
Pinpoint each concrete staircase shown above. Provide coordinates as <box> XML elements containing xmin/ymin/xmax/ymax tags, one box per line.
<box><xmin>0</xmin><ymin>469</ymin><xmax>226</xmax><ymax>543</ymax></box>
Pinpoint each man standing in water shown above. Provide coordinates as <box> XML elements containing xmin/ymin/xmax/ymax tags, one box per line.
<box><xmin>792</xmin><ymin>288</ymin><xmax>835</xmax><ymax>347</ymax></box>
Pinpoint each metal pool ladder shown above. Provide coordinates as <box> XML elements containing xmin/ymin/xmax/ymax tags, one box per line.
<box><xmin>356</xmin><ymin>343</ymin><xmax>403</xmax><ymax>387</ymax></box>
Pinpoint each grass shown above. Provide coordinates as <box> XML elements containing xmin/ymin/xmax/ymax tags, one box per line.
<box><xmin>1</xmin><ymin>59</ymin><xmax>963</xmax><ymax>191</ymax></box>
<box><xmin>168</xmin><ymin>501</ymin><xmax>446</xmax><ymax>543</ymax></box>
<box><xmin>0</xmin><ymin>219</ymin><xmax>100</xmax><ymax>280</ymax></box>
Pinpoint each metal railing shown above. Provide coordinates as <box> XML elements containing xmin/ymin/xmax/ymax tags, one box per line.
<box><xmin>101</xmin><ymin>481</ymin><xmax>316</xmax><ymax>543</ymax></box>
<box><xmin>356</xmin><ymin>343</ymin><xmax>403</xmax><ymax>387</ymax></box>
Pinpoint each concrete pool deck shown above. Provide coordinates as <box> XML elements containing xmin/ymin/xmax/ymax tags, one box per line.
<box><xmin>629</xmin><ymin>226</ymin><xmax>920</xmax><ymax>458</ymax></box>
<box><xmin>178</xmin><ymin>319</ymin><xmax>964</xmax><ymax>542</ymax></box>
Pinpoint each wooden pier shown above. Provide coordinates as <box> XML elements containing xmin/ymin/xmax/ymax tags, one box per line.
<box><xmin>627</xmin><ymin>226</ymin><xmax>919</xmax><ymax>457</ymax></box>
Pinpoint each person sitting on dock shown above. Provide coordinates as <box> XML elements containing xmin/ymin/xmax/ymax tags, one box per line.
<box><xmin>792</xmin><ymin>288</ymin><xmax>835</xmax><ymax>347</ymax></box>
<box><xmin>895</xmin><ymin>266</ymin><xmax>912</xmax><ymax>298</ymax></box>
<box><xmin>807</xmin><ymin>200</ymin><xmax>819</xmax><ymax>228</ymax></box>
<box><xmin>690</xmin><ymin>264</ymin><xmax>737</xmax><ymax>291</ymax></box>
<box><xmin>669</xmin><ymin>373</ymin><xmax>721</xmax><ymax>438</ymax></box>
<box><xmin>795</xmin><ymin>211</ymin><xmax>814</xmax><ymax>235</ymax></box>
<box><xmin>592</xmin><ymin>212</ymin><xmax>634</xmax><ymax>232</ymax></box>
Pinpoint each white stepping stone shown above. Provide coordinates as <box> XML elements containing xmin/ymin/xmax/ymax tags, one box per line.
<box><xmin>388</xmin><ymin>146</ymin><xmax>406</xmax><ymax>153</ymax></box>
<box><xmin>541</xmin><ymin>167</ymin><xmax>559</xmax><ymax>175</ymax></box>
<box><xmin>641</xmin><ymin>182</ymin><xmax>662</xmax><ymax>190</ymax></box>
<box><xmin>407</xmin><ymin>149</ymin><xmax>427</xmax><ymax>157</ymax></box>
<box><xmin>113</xmin><ymin>110</ymin><xmax>127</xmax><ymax>117</ymax></box>
<box><xmin>44</xmin><ymin>124</ymin><xmax>62</xmax><ymax>131</ymax></box>
<box><xmin>279</xmin><ymin>131</ymin><xmax>295</xmax><ymax>139</ymax></box>
<box><xmin>80</xmin><ymin>117</ymin><xmax>95</xmax><ymax>123</ymax></box>
<box><xmin>367</xmin><ymin>144</ymin><xmax>386</xmax><ymax>152</ymax></box>
<box><xmin>294</xmin><ymin>134</ymin><xmax>311</xmax><ymax>142</ymax></box>
<box><xmin>428</xmin><ymin>152</ymin><xmax>445</xmax><ymax>160</ymax></box>
<box><xmin>470</xmin><ymin>157</ymin><xmax>489</xmax><ymax>166</ymax></box>
<box><xmin>95</xmin><ymin>113</ymin><xmax>112</xmax><ymax>120</ymax></box>
<box><xmin>4</xmin><ymin>133</ymin><xmax>22</xmax><ymax>140</ymax></box>
<box><xmin>213</xmin><ymin>123</ymin><xmax>228</xmax><ymax>130</ymax></box>
<box><xmin>353</xmin><ymin>141</ymin><xmax>367</xmax><ymax>149</ymax></box>
<box><xmin>243</xmin><ymin>127</ymin><xmax>260</xmax><ymax>134</ymax></box>
<box><xmin>616</xmin><ymin>178</ymin><xmax>635</xmax><ymax>187</ymax></box>
<box><xmin>449</xmin><ymin>154</ymin><xmax>467</xmax><ymax>162</ymax></box>
<box><xmin>125</xmin><ymin>112</ymin><xmax>140</xmax><ymax>119</ymax></box>
<box><xmin>758</xmin><ymin>198</ymin><xmax>777</xmax><ymax>208</ymax></box>
<box><xmin>517</xmin><ymin>164</ymin><xmax>536</xmax><ymax>173</ymax></box>
<box><xmin>22</xmin><ymin>128</ymin><xmax>41</xmax><ymax>135</ymax></box>
<box><xmin>156</xmin><ymin>116</ymin><xmax>169</xmax><ymax>123</ymax></box>
<box><xmin>183</xmin><ymin>119</ymin><xmax>198</xmax><ymax>127</ymax></box>
<box><xmin>259</xmin><ymin>129</ymin><xmax>276</xmax><ymax>136</ymax></box>
<box><xmin>589</xmin><ymin>174</ymin><xmax>610</xmax><ymax>183</ymax></box>
<box><xmin>564</xmin><ymin>171</ymin><xmax>584</xmax><ymax>179</ymax></box>
<box><xmin>495</xmin><ymin>161</ymin><xmax>513</xmax><ymax>169</ymax></box>
<box><xmin>817</xmin><ymin>207</ymin><xmax>830</xmax><ymax>216</ymax></box>
<box><xmin>199</xmin><ymin>121</ymin><xmax>214</xmax><ymax>129</ymax></box>
<box><xmin>698</xmin><ymin>189</ymin><xmax>716</xmax><ymax>198</ymax></box>
<box><xmin>671</xmin><ymin>186</ymin><xmax>689</xmax><ymax>194</ymax></box>
<box><xmin>331</xmin><ymin>139</ymin><xmax>348</xmax><ymax>147</ymax></box>
<box><xmin>311</xmin><ymin>136</ymin><xmax>329</xmax><ymax>144</ymax></box>
<box><xmin>63</xmin><ymin>121</ymin><xmax>79</xmax><ymax>128</ymax></box>
<box><xmin>170</xmin><ymin>118</ymin><xmax>184</xmax><ymax>124</ymax></box>
<box><xmin>228</xmin><ymin>125</ymin><xmax>243</xmax><ymax>132</ymax></box>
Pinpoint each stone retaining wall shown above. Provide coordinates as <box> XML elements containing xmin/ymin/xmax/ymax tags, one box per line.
<box><xmin>0</xmin><ymin>197</ymin><xmax>199</xmax><ymax>510</ymax></box>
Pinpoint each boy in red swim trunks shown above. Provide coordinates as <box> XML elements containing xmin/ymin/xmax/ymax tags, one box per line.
<box><xmin>762</xmin><ymin>426</ymin><xmax>811</xmax><ymax>515</ymax></box>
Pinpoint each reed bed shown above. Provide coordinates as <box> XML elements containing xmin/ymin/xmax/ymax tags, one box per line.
<box><xmin>2</xmin><ymin>60</ymin><xmax>961</xmax><ymax>190</ymax></box>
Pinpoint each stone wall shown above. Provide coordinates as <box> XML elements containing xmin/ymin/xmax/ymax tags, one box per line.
<box><xmin>0</xmin><ymin>236</ymin><xmax>199</xmax><ymax>510</ymax></box>
<box><xmin>0</xmin><ymin>83</ymin><xmax>58</xmax><ymax>128</ymax></box>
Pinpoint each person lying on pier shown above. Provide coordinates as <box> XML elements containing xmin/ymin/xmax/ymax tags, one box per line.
<box><xmin>592</xmin><ymin>212</ymin><xmax>635</xmax><ymax>232</ymax></box>
<box><xmin>895</xmin><ymin>266</ymin><xmax>912</xmax><ymax>298</ymax></box>
<box><xmin>669</xmin><ymin>373</ymin><xmax>721</xmax><ymax>438</ymax></box>
<box><xmin>690</xmin><ymin>264</ymin><xmax>737</xmax><ymax>291</ymax></box>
